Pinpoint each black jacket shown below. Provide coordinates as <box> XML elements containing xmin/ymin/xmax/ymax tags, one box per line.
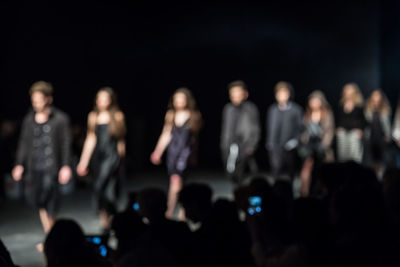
<box><xmin>266</xmin><ymin>101</ymin><xmax>303</xmax><ymax>150</ymax></box>
<box><xmin>220</xmin><ymin>101</ymin><xmax>261</xmax><ymax>160</ymax></box>
<box><xmin>15</xmin><ymin>106</ymin><xmax>71</xmax><ymax>175</ymax></box>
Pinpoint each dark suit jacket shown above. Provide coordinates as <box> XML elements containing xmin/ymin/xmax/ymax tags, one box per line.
<box><xmin>220</xmin><ymin>101</ymin><xmax>260</xmax><ymax>161</ymax></box>
<box><xmin>266</xmin><ymin>101</ymin><xmax>303</xmax><ymax>150</ymax></box>
<box><xmin>15</xmin><ymin>106</ymin><xmax>71</xmax><ymax>175</ymax></box>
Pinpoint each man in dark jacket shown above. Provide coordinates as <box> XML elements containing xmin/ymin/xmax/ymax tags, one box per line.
<box><xmin>221</xmin><ymin>80</ymin><xmax>260</xmax><ymax>184</ymax></box>
<box><xmin>266</xmin><ymin>81</ymin><xmax>303</xmax><ymax>180</ymax></box>
<box><xmin>12</xmin><ymin>81</ymin><xmax>72</xmax><ymax>233</ymax></box>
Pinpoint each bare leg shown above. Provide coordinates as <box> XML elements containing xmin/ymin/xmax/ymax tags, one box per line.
<box><xmin>300</xmin><ymin>158</ymin><xmax>314</xmax><ymax>197</ymax></box>
<box><xmin>373</xmin><ymin>161</ymin><xmax>384</xmax><ymax>181</ymax></box>
<box><xmin>37</xmin><ymin>209</ymin><xmax>55</xmax><ymax>252</ymax></box>
<box><xmin>177</xmin><ymin>207</ymin><xmax>186</xmax><ymax>221</ymax></box>
<box><xmin>166</xmin><ymin>174</ymin><xmax>182</xmax><ymax>219</ymax></box>
<box><xmin>39</xmin><ymin>208</ymin><xmax>55</xmax><ymax>233</ymax></box>
<box><xmin>99</xmin><ymin>209</ymin><xmax>112</xmax><ymax>230</ymax></box>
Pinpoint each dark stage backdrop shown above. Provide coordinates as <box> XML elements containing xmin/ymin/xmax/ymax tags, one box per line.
<box><xmin>0</xmin><ymin>1</ymin><xmax>397</xmax><ymax>171</ymax></box>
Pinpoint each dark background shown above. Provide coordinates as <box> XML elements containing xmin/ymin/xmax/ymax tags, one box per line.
<box><xmin>0</xmin><ymin>0</ymin><xmax>399</xmax><ymax>172</ymax></box>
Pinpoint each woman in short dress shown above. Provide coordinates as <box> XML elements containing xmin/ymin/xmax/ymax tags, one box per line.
<box><xmin>151</xmin><ymin>88</ymin><xmax>202</xmax><ymax>218</ymax></box>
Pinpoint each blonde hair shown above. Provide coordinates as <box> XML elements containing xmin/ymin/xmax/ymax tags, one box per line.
<box><xmin>340</xmin><ymin>83</ymin><xmax>364</xmax><ymax>107</ymax></box>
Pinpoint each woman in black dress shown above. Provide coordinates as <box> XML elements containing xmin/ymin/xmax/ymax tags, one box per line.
<box><xmin>151</xmin><ymin>88</ymin><xmax>202</xmax><ymax>219</ymax></box>
<box><xmin>364</xmin><ymin>89</ymin><xmax>391</xmax><ymax>176</ymax></box>
<box><xmin>77</xmin><ymin>87</ymin><xmax>126</xmax><ymax>229</ymax></box>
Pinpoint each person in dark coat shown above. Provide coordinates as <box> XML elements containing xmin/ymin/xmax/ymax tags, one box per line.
<box><xmin>12</xmin><ymin>81</ymin><xmax>72</xmax><ymax>234</ymax></box>
<box><xmin>221</xmin><ymin>80</ymin><xmax>260</xmax><ymax>184</ymax></box>
<box><xmin>266</xmin><ymin>81</ymin><xmax>303</xmax><ymax>180</ymax></box>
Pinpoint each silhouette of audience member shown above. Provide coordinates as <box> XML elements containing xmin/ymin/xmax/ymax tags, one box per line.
<box><xmin>243</xmin><ymin>177</ymin><xmax>308</xmax><ymax>267</ymax></box>
<box><xmin>24</xmin><ymin>164</ymin><xmax>400</xmax><ymax>267</ymax></box>
<box><xmin>136</xmin><ymin>188</ymin><xmax>192</xmax><ymax>267</ymax></box>
<box><xmin>111</xmin><ymin>188</ymin><xmax>187</xmax><ymax>267</ymax></box>
<box><xmin>382</xmin><ymin>168</ymin><xmax>400</xmax><ymax>267</ymax></box>
<box><xmin>178</xmin><ymin>183</ymin><xmax>213</xmax><ymax>224</ymax></box>
<box><xmin>44</xmin><ymin>219</ymin><xmax>111</xmax><ymax>267</ymax></box>
<box><xmin>383</xmin><ymin>168</ymin><xmax>400</xmax><ymax>228</ymax></box>
<box><xmin>292</xmin><ymin>198</ymin><xmax>328</xmax><ymax>267</ymax></box>
<box><xmin>179</xmin><ymin>183</ymin><xmax>215</xmax><ymax>267</ymax></box>
<box><xmin>317</xmin><ymin>162</ymin><xmax>386</xmax><ymax>267</ymax></box>
<box><xmin>0</xmin><ymin>239</ymin><xmax>16</xmax><ymax>267</ymax></box>
<box><xmin>207</xmin><ymin>199</ymin><xmax>256</xmax><ymax>267</ymax></box>
<box><xmin>110</xmin><ymin>211</ymin><xmax>146</xmax><ymax>264</ymax></box>
<box><xmin>180</xmin><ymin>183</ymin><xmax>255</xmax><ymax>267</ymax></box>
<box><xmin>111</xmin><ymin>209</ymin><xmax>180</xmax><ymax>267</ymax></box>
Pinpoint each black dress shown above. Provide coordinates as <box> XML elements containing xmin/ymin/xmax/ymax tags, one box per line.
<box><xmin>166</xmin><ymin>119</ymin><xmax>193</xmax><ymax>177</ymax></box>
<box><xmin>92</xmin><ymin>124</ymin><xmax>119</xmax><ymax>213</ymax></box>
<box><xmin>366</xmin><ymin>111</ymin><xmax>386</xmax><ymax>162</ymax></box>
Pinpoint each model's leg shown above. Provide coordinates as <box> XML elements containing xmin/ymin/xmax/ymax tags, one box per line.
<box><xmin>285</xmin><ymin>150</ymin><xmax>297</xmax><ymax>180</ymax></box>
<box><xmin>269</xmin><ymin>147</ymin><xmax>284</xmax><ymax>180</ymax></box>
<box><xmin>94</xmin><ymin>161</ymin><xmax>116</xmax><ymax>230</ymax></box>
<box><xmin>300</xmin><ymin>157</ymin><xmax>314</xmax><ymax>197</ymax></box>
<box><xmin>39</xmin><ymin>173</ymin><xmax>58</xmax><ymax>233</ymax></box>
<box><xmin>99</xmin><ymin>209</ymin><xmax>112</xmax><ymax>230</ymax></box>
<box><xmin>232</xmin><ymin>156</ymin><xmax>247</xmax><ymax>184</ymax></box>
<box><xmin>166</xmin><ymin>174</ymin><xmax>182</xmax><ymax>219</ymax></box>
<box><xmin>39</xmin><ymin>208</ymin><xmax>52</xmax><ymax>233</ymax></box>
<box><xmin>248</xmin><ymin>155</ymin><xmax>259</xmax><ymax>174</ymax></box>
<box><xmin>36</xmin><ymin>208</ymin><xmax>55</xmax><ymax>252</ymax></box>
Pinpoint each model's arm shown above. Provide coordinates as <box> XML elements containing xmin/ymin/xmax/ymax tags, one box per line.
<box><xmin>220</xmin><ymin>105</ymin><xmax>231</xmax><ymax>152</ymax></box>
<box><xmin>59</xmin><ymin>114</ymin><xmax>72</xmax><ymax>167</ymax></box>
<box><xmin>265</xmin><ymin>106</ymin><xmax>274</xmax><ymax>150</ymax></box>
<box><xmin>393</xmin><ymin>104</ymin><xmax>400</xmax><ymax>146</ymax></box>
<box><xmin>58</xmin><ymin>113</ymin><xmax>73</xmax><ymax>184</ymax></box>
<box><xmin>322</xmin><ymin>110</ymin><xmax>335</xmax><ymax>149</ymax></box>
<box><xmin>150</xmin><ymin>110</ymin><xmax>173</xmax><ymax>165</ymax></box>
<box><xmin>246</xmin><ymin>104</ymin><xmax>261</xmax><ymax>154</ymax></box>
<box><xmin>284</xmin><ymin>105</ymin><xmax>303</xmax><ymax>151</ymax></box>
<box><xmin>115</xmin><ymin>111</ymin><xmax>126</xmax><ymax>158</ymax></box>
<box><xmin>76</xmin><ymin>112</ymin><xmax>97</xmax><ymax>176</ymax></box>
<box><xmin>12</xmin><ymin>115</ymin><xmax>30</xmax><ymax>181</ymax></box>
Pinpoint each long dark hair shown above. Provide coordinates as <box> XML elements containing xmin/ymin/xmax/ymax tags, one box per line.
<box><xmin>304</xmin><ymin>90</ymin><xmax>332</xmax><ymax>122</ymax></box>
<box><xmin>167</xmin><ymin>87</ymin><xmax>202</xmax><ymax>132</ymax></box>
<box><xmin>167</xmin><ymin>87</ymin><xmax>197</xmax><ymax>112</ymax></box>
<box><xmin>90</xmin><ymin>87</ymin><xmax>126</xmax><ymax>139</ymax></box>
<box><xmin>365</xmin><ymin>89</ymin><xmax>391</xmax><ymax>116</ymax></box>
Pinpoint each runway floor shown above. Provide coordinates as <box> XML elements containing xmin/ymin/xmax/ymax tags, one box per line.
<box><xmin>0</xmin><ymin>170</ymin><xmax>239</xmax><ymax>267</ymax></box>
